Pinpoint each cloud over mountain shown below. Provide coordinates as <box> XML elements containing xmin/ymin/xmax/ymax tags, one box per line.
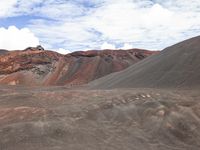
<box><xmin>0</xmin><ymin>26</ymin><xmax>39</xmax><ymax>50</ymax></box>
<box><xmin>0</xmin><ymin>0</ymin><xmax>200</xmax><ymax>51</ymax></box>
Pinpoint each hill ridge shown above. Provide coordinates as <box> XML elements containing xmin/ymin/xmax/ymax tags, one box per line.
<box><xmin>89</xmin><ymin>36</ymin><xmax>200</xmax><ymax>89</ymax></box>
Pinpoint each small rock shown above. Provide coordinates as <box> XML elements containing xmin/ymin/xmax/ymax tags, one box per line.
<box><xmin>36</xmin><ymin>45</ymin><xmax>45</xmax><ymax>51</ymax></box>
<box><xmin>146</xmin><ymin>94</ymin><xmax>151</xmax><ymax>98</ymax></box>
<box><xmin>157</xmin><ymin>110</ymin><xmax>165</xmax><ymax>116</ymax></box>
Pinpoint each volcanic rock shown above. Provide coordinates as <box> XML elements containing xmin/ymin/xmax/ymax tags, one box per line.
<box><xmin>24</xmin><ymin>45</ymin><xmax>45</xmax><ymax>51</ymax></box>
<box><xmin>0</xmin><ymin>48</ymin><xmax>156</xmax><ymax>86</ymax></box>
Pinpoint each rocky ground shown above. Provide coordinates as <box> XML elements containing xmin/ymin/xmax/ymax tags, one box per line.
<box><xmin>0</xmin><ymin>86</ymin><xmax>199</xmax><ymax>150</ymax></box>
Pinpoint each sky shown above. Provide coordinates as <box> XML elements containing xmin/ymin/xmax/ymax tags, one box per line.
<box><xmin>0</xmin><ymin>0</ymin><xmax>200</xmax><ymax>54</ymax></box>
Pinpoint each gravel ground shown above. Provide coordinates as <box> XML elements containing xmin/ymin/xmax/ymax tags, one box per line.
<box><xmin>0</xmin><ymin>86</ymin><xmax>199</xmax><ymax>150</ymax></box>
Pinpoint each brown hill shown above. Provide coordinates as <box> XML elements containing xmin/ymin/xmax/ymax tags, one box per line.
<box><xmin>0</xmin><ymin>47</ymin><xmax>156</xmax><ymax>86</ymax></box>
<box><xmin>89</xmin><ymin>36</ymin><xmax>200</xmax><ymax>89</ymax></box>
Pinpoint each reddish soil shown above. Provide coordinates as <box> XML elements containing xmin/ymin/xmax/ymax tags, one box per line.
<box><xmin>0</xmin><ymin>48</ymin><xmax>156</xmax><ymax>86</ymax></box>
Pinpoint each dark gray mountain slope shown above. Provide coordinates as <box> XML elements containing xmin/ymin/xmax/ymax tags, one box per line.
<box><xmin>90</xmin><ymin>36</ymin><xmax>200</xmax><ymax>89</ymax></box>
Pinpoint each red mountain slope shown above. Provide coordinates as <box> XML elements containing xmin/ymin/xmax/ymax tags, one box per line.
<box><xmin>0</xmin><ymin>48</ymin><xmax>157</xmax><ymax>86</ymax></box>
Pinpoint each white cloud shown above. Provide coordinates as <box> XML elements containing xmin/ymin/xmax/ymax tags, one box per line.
<box><xmin>120</xmin><ymin>43</ymin><xmax>133</xmax><ymax>49</ymax></box>
<box><xmin>0</xmin><ymin>26</ymin><xmax>40</xmax><ymax>50</ymax></box>
<box><xmin>0</xmin><ymin>0</ymin><xmax>87</xmax><ymax>19</ymax></box>
<box><xmin>57</xmin><ymin>48</ymin><xmax>71</xmax><ymax>54</ymax></box>
<box><xmin>0</xmin><ymin>0</ymin><xmax>17</xmax><ymax>17</ymax></box>
<box><xmin>101</xmin><ymin>42</ymin><xmax>116</xmax><ymax>49</ymax></box>
<box><xmin>27</xmin><ymin>0</ymin><xmax>200</xmax><ymax>51</ymax></box>
<box><xmin>1</xmin><ymin>0</ymin><xmax>200</xmax><ymax>51</ymax></box>
<box><xmin>34</xmin><ymin>1</ymin><xmax>87</xmax><ymax>19</ymax></box>
<box><xmin>0</xmin><ymin>0</ymin><xmax>46</xmax><ymax>18</ymax></box>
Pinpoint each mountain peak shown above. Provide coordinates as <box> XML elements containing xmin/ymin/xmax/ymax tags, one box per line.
<box><xmin>24</xmin><ymin>45</ymin><xmax>45</xmax><ymax>51</ymax></box>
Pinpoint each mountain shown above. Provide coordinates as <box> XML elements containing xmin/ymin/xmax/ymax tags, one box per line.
<box><xmin>0</xmin><ymin>47</ymin><xmax>156</xmax><ymax>86</ymax></box>
<box><xmin>1</xmin><ymin>41</ymin><xmax>200</xmax><ymax>150</ymax></box>
<box><xmin>0</xmin><ymin>49</ymin><xmax>8</xmax><ymax>55</ymax></box>
<box><xmin>89</xmin><ymin>36</ymin><xmax>200</xmax><ymax>89</ymax></box>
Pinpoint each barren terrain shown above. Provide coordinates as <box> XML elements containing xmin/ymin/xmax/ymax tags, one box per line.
<box><xmin>0</xmin><ymin>48</ymin><xmax>155</xmax><ymax>86</ymax></box>
<box><xmin>90</xmin><ymin>36</ymin><xmax>200</xmax><ymax>89</ymax></box>
<box><xmin>0</xmin><ymin>86</ymin><xmax>199</xmax><ymax>150</ymax></box>
<box><xmin>0</xmin><ymin>36</ymin><xmax>200</xmax><ymax>150</ymax></box>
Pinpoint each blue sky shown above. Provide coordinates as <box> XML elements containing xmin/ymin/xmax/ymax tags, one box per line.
<box><xmin>0</xmin><ymin>0</ymin><xmax>200</xmax><ymax>54</ymax></box>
